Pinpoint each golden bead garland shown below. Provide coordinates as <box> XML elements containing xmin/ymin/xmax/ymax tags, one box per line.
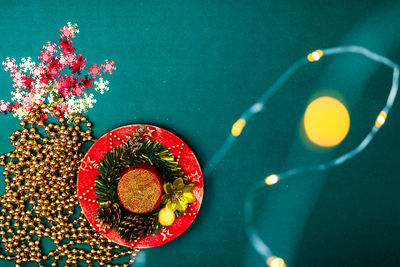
<box><xmin>0</xmin><ymin>104</ymin><xmax>138</xmax><ymax>266</ymax></box>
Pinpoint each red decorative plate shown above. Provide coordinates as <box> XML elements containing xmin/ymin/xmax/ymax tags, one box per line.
<box><xmin>77</xmin><ymin>124</ymin><xmax>204</xmax><ymax>248</ymax></box>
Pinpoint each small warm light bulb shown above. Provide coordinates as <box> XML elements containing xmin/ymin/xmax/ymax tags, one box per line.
<box><xmin>231</xmin><ymin>118</ymin><xmax>246</xmax><ymax>136</ymax></box>
<box><xmin>307</xmin><ymin>49</ymin><xmax>323</xmax><ymax>62</ymax></box>
<box><xmin>251</xmin><ymin>102</ymin><xmax>264</xmax><ymax>113</ymax></box>
<box><xmin>375</xmin><ymin>111</ymin><xmax>387</xmax><ymax>128</ymax></box>
<box><xmin>265</xmin><ymin>174</ymin><xmax>279</xmax><ymax>185</ymax></box>
<box><xmin>267</xmin><ymin>256</ymin><xmax>286</xmax><ymax>267</ymax></box>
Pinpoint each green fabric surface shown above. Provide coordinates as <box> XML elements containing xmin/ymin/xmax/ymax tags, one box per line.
<box><xmin>1</xmin><ymin>0</ymin><xmax>400</xmax><ymax>266</ymax></box>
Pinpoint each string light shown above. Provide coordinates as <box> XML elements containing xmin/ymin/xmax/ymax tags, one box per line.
<box><xmin>267</xmin><ymin>257</ymin><xmax>287</xmax><ymax>267</ymax></box>
<box><xmin>265</xmin><ymin>174</ymin><xmax>279</xmax><ymax>186</ymax></box>
<box><xmin>205</xmin><ymin>46</ymin><xmax>399</xmax><ymax>265</ymax></box>
<box><xmin>251</xmin><ymin>102</ymin><xmax>264</xmax><ymax>113</ymax></box>
<box><xmin>375</xmin><ymin>110</ymin><xmax>387</xmax><ymax>128</ymax></box>
<box><xmin>307</xmin><ymin>49</ymin><xmax>323</xmax><ymax>62</ymax></box>
<box><xmin>231</xmin><ymin>118</ymin><xmax>246</xmax><ymax>136</ymax></box>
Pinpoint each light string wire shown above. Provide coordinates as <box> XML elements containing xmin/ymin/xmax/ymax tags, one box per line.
<box><xmin>204</xmin><ymin>46</ymin><xmax>399</xmax><ymax>266</ymax></box>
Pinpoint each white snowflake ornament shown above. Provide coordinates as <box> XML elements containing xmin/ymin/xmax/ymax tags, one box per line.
<box><xmin>19</xmin><ymin>57</ymin><xmax>36</xmax><ymax>73</ymax></box>
<box><xmin>94</xmin><ymin>78</ymin><xmax>109</xmax><ymax>94</ymax></box>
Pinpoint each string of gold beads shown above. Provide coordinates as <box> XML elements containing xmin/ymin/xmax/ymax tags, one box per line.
<box><xmin>0</xmin><ymin>104</ymin><xmax>138</xmax><ymax>266</ymax></box>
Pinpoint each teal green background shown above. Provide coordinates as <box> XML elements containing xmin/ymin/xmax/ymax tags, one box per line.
<box><xmin>1</xmin><ymin>0</ymin><xmax>400</xmax><ymax>266</ymax></box>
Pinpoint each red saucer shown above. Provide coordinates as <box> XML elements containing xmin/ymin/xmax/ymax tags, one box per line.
<box><xmin>77</xmin><ymin>124</ymin><xmax>204</xmax><ymax>248</ymax></box>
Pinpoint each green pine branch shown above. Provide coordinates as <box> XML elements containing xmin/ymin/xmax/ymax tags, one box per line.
<box><xmin>94</xmin><ymin>139</ymin><xmax>186</xmax><ymax>206</ymax></box>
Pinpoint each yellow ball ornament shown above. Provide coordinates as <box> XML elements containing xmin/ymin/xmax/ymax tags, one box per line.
<box><xmin>304</xmin><ymin>96</ymin><xmax>350</xmax><ymax>147</ymax></box>
<box><xmin>158</xmin><ymin>207</ymin><xmax>175</xmax><ymax>226</ymax></box>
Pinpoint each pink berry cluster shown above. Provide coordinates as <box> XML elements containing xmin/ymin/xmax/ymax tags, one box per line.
<box><xmin>1</xmin><ymin>22</ymin><xmax>116</xmax><ymax>121</ymax></box>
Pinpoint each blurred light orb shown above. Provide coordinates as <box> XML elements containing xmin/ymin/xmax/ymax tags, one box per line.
<box><xmin>251</xmin><ymin>102</ymin><xmax>264</xmax><ymax>113</ymax></box>
<box><xmin>231</xmin><ymin>118</ymin><xmax>246</xmax><ymax>136</ymax></box>
<box><xmin>304</xmin><ymin>96</ymin><xmax>350</xmax><ymax>147</ymax></box>
<box><xmin>265</xmin><ymin>174</ymin><xmax>279</xmax><ymax>185</ymax></box>
<box><xmin>307</xmin><ymin>49</ymin><xmax>323</xmax><ymax>62</ymax></box>
<box><xmin>267</xmin><ymin>256</ymin><xmax>286</xmax><ymax>267</ymax></box>
<box><xmin>375</xmin><ymin>110</ymin><xmax>387</xmax><ymax>128</ymax></box>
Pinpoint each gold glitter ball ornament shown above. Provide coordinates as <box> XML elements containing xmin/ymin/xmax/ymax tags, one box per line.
<box><xmin>117</xmin><ymin>165</ymin><xmax>163</xmax><ymax>214</ymax></box>
<box><xmin>158</xmin><ymin>207</ymin><xmax>175</xmax><ymax>226</ymax></box>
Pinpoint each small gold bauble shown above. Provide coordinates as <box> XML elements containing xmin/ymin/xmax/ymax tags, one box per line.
<box><xmin>158</xmin><ymin>207</ymin><xmax>175</xmax><ymax>226</ymax></box>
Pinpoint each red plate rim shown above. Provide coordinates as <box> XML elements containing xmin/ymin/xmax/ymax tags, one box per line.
<box><xmin>77</xmin><ymin>124</ymin><xmax>204</xmax><ymax>248</ymax></box>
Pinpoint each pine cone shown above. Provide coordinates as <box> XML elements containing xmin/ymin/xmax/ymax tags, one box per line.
<box><xmin>134</xmin><ymin>125</ymin><xmax>146</xmax><ymax>136</ymax></box>
<box><xmin>96</xmin><ymin>201</ymin><xmax>122</xmax><ymax>229</ymax></box>
<box><xmin>117</xmin><ymin>214</ymin><xmax>150</xmax><ymax>243</ymax></box>
<box><xmin>126</xmin><ymin>125</ymin><xmax>146</xmax><ymax>148</ymax></box>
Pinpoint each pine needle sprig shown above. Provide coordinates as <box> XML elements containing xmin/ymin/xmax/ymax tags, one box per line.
<box><xmin>95</xmin><ymin>139</ymin><xmax>186</xmax><ymax>205</ymax></box>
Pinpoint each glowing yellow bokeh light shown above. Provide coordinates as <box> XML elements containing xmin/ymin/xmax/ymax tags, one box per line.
<box><xmin>267</xmin><ymin>257</ymin><xmax>286</xmax><ymax>267</ymax></box>
<box><xmin>265</xmin><ymin>174</ymin><xmax>279</xmax><ymax>185</ymax></box>
<box><xmin>375</xmin><ymin>111</ymin><xmax>387</xmax><ymax>128</ymax></box>
<box><xmin>231</xmin><ymin>118</ymin><xmax>246</xmax><ymax>136</ymax></box>
<box><xmin>304</xmin><ymin>96</ymin><xmax>350</xmax><ymax>147</ymax></box>
<box><xmin>307</xmin><ymin>50</ymin><xmax>323</xmax><ymax>62</ymax></box>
